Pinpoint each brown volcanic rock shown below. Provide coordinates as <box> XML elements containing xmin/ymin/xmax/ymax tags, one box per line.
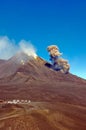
<box><xmin>0</xmin><ymin>102</ymin><xmax>86</xmax><ymax>130</ymax></box>
<box><xmin>0</xmin><ymin>53</ymin><xmax>86</xmax><ymax>106</ymax></box>
<box><xmin>0</xmin><ymin>59</ymin><xmax>6</xmax><ymax>64</ymax></box>
<box><xmin>0</xmin><ymin>53</ymin><xmax>86</xmax><ymax>130</ymax></box>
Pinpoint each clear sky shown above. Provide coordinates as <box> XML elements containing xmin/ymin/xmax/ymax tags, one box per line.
<box><xmin>0</xmin><ymin>0</ymin><xmax>86</xmax><ymax>79</ymax></box>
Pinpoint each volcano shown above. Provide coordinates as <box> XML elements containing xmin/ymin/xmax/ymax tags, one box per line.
<box><xmin>0</xmin><ymin>52</ymin><xmax>86</xmax><ymax>130</ymax></box>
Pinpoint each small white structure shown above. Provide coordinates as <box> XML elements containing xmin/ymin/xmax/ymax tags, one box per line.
<box><xmin>6</xmin><ymin>99</ymin><xmax>31</xmax><ymax>104</ymax></box>
<box><xmin>12</xmin><ymin>100</ymin><xmax>17</xmax><ymax>104</ymax></box>
<box><xmin>28</xmin><ymin>100</ymin><xmax>31</xmax><ymax>103</ymax></box>
<box><xmin>7</xmin><ymin>101</ymin><xmax>13</xmax><ymax>104</ymax></box>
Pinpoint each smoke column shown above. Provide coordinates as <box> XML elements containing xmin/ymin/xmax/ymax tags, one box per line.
<box><xmin>0</xmin><ymin>36</ymin><xmax>37</xmax><ymax>60</ymax></box>
<box><xmin>47</xmin><ymin>45</ymin><xmax>70</xmax><ymax>74</ymax></box>
<box><xmin>19</xmin><ymin>40</ymin><xmax>37</xmax><ymax>59</ymax></box>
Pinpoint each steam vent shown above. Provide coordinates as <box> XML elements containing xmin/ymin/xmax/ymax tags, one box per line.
<box><xmin>47</xmin><ymin>45</ymin><xmax>70</xmax><ymax>74</ymax></box>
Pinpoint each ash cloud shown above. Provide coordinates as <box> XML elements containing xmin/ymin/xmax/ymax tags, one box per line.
<box><xmin>47</xmin><ymin>45</ymin><xmax>70</xmax><ymax>73</ymax></box>
<box><xmin>0</xmin><ymin>36</ymin><xmax>37</xmax><ymax>60</ymax></box>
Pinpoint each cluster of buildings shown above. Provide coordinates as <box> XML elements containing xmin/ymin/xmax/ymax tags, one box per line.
<box><xmin>0</xmin><ymin>99</ymin><xmax>31</xmax><ymax>104</ymax></box>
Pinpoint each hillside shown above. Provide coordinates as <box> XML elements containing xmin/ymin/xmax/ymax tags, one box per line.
<box><xmin>0</xmin><ymin>52</ymin><xmax>86</xmax><ymax>130</ymax></box>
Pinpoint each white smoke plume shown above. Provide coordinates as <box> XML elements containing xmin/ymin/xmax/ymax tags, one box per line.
<box><xmin>0</xmin><ymin>36</ymin><xmax>37</xmax><ymax>60</ymax></box>
<box><xmin>19</xmin><ymin>40</ymin><xmax>37</xmax><ymax>59</ymax></box>
<box><xmin>0</xmin><ymin>36</ymin><xmax>18</xmax><ymax>59</ymax></box>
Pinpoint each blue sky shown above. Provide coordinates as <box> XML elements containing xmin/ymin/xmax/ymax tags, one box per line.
<box><xmin>0</xmin><ymin>0</ymin><xmax>86</xmax><ymax>79</ymax></box>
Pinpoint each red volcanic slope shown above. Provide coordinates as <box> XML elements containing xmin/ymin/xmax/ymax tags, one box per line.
<box><xmin>0</xmin><ymin>59</ymin><xmax>6</xmax><ymax>64</ymax></box>
<box><xmin>0</xmin><ymin>52</ymin><xmax>86</xmax><ymax>106</ymax></box>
